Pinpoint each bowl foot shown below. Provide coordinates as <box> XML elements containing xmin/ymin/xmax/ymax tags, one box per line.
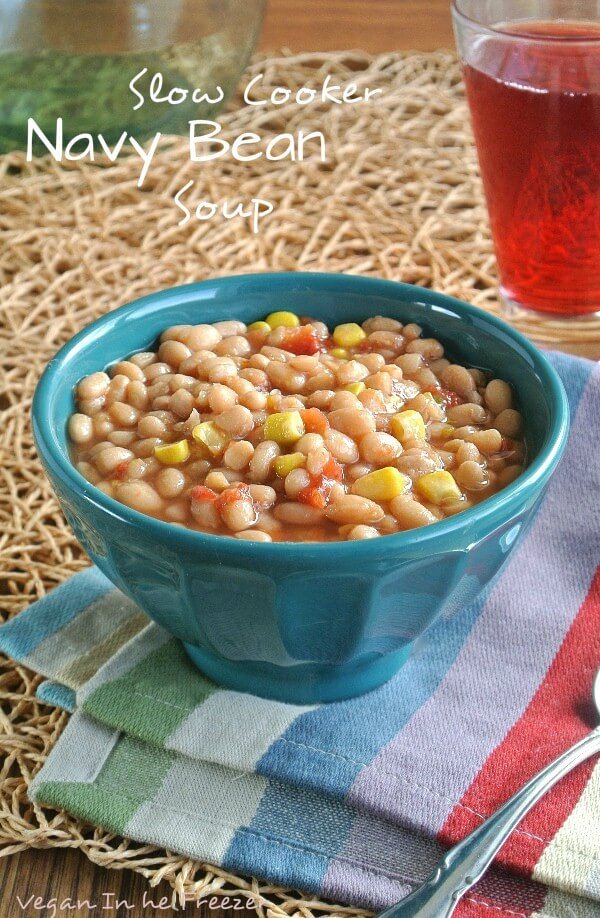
<box><xmin>182</xmin><ymin>642</ymin><xmax>414</xmax><ymax>703</ymax></box>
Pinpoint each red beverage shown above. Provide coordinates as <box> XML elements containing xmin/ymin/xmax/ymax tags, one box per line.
<box><xmin>463</xmin><ymin>20</ymin><xmax>600</xmax><ymax>315</ymax></box>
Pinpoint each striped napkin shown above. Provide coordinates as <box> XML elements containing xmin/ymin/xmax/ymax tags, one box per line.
<box><xmin>2</xmin><ymin>353</ymin><xmax>599</xmax><ymax>918</ymax></box>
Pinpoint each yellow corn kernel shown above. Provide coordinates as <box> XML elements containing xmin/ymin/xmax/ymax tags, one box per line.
<box><xmin>416</xmin><ymin>470</ymin><xmax>462</xmax><ymax>505</ymax></box>
<box><xmin>263</xmin><ymin>410</ymin><xmax>305</xmax><ymax>446</ymax></box>
<box><xmin>192</xmin><ymin>421</ymin><xmax>229</xmax><ymax>457</ymax></box>
<box><xmin>345</xmin><ymin>381</ymin><xmax>366</xmax><ymax>396</ymax></box>
<box><xmin>330</xmin><ymin>347</ymin><xmax>349</xmax><ymax>359</ymax></box>
<box><xmin>154</xmin><ymin>439</ymin><xmax>190</xmax><ymax>464</ymax></box>
<box><xmin>273</xmin><ymin>452</ymin><xmax>306</xmax><ymax>477</ymax></box>
<box><xmin>265</xmin><ymin>311</ymin><xmax>300</xmax><ymax>329</ymax></box>
<box><xmin>333</xmin><ymin>322</ymin><xmax>367</xmax><ymax>348</ymax></box>
<box><xmin>248</xmin><ymin>320</ymin><xmax>271</xmax><ymax>333</ymax></box>
<box><xmin>441</xmin><ymin>424</ymin><xmax>455</xmax><ymax>439</ymax></box>
<box><xmin>351</xmin><ymin>467</ymin><xmax>409</xmax><ymax>501</ymax></box>
<box><xmin>391</xmin><ymin>409</ymin><xmax>426</xmax><ymax>443</ymax></box>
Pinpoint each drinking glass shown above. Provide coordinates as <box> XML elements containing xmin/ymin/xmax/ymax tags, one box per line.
<box><xmin>452</xmin><ymin>1</ymin><xmax>600</xmax><ymax>317</ymax></box>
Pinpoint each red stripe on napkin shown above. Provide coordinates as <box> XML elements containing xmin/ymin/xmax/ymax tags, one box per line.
<box><xmin>456</xmin><ymin>866</ymin><xmax>548</xmax><ymax>916</ymax></box>
<box><xmin>438</xmin><ymin>565</ymin><xmax>600</xmax><ymax>875</ymax></box>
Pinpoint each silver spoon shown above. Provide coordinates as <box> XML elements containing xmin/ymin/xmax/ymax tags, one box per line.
<box><xmin>379</xmin><ymin>668</ymin><xmax>600</xmax><ymax>918</ymax></box>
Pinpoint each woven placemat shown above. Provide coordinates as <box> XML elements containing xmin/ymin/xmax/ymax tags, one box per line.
<box><xmin>0</xmin><ymin>49</ymin><xmax>596</xmax><ymax>913</ymax></box>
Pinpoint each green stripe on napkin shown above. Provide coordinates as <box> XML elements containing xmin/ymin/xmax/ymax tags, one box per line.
<box><xmin>36</xmin><ymin>731</ymin><xmax>175</xmax><ymax>835</ymax></box>
<box><xmin>82</xmin><ymin>638</ymin><xmax>219</xmax><ymax>745</ymax></box>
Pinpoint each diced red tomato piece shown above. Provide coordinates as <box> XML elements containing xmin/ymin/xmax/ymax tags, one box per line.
<box><xmin>300</xmin><ymin>407</ymin><xmax>330</xmax><ymax>435</ymax></box>
<box><xmin>215</xmin><ymin>483</ymin><xmax>251</xmax><ymax>511</ymax></box>
<box><xmin>423</xmin><ymin>385</ymin><xmax>464</xmax><ymax>408</ymax></box>
<box><xmin>113</xmin><ymin>461</ymin><xmax>130</xmax><ymax>481</ymax></box>
<box><xmin>190</xmin><ymin>485</ymin><xmax>218</xmax><ymax>502</ymax></box>
<box><xmin>298</xmin><ymin>478</ymin><xmax>330</xmax><ymax>509</ymax></box>
<box><xmin>439</xmin><ymin>388</ymin><xmax>464</xmax><ymax>408</ymax></box>
<box><xmin>298</xmin><ymin>485</ymin><xmax>321</xmax><ymax>509</ymax></box>
<box><xmin>322</xmin><ymin>456</ymin><xmax>343</xmax><ymax>481</ymax></box>
<box><xmin>283</xmin><ymin>325</ymin><xmax>321</xmax><ymax>355</ymax></box>
<box><xmin>297</xmin><ymin>320</ymin><xmax>332</xmax><ymax>351</ymax></box>
<box><xmin>298</xmin><ymin>472</ymin><xmax>339</xmax><ymax>509</ymax></box>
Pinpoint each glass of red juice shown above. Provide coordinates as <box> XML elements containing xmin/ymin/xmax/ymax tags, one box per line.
<box><xmin>452</xmin><ymin>1</ymin><xmax>600</xmax><ymax>317</ymax></box>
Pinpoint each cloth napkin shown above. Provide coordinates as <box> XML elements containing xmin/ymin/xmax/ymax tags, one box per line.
<box><xmin>2</xmin><ymin>352</ymin><xmax>599</xmax><ymax>918</ymax></box>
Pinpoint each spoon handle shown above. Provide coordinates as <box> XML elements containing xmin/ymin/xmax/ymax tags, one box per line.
<box><xmin>379</xmin><ymin>727</ymin><xmax>600</xmax><ymax>918</ymax></box>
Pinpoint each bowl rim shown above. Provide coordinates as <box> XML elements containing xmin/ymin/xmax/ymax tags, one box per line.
<box><xmin>32</xmin><ymin>271</ymin><xmax>570</xmax><ymax>559</ymax></box>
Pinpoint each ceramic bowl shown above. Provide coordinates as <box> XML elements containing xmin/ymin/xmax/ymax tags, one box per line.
<box><xmin>32</xmin><ymin>273</ymin><xmax>569</xmax><ymax>702</ymax></box>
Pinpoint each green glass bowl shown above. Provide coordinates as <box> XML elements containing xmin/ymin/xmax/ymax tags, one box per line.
<box><xmin>0</xmin><ymin>0</ymin><xmax>265</xmax><ymax>153</ymax></box>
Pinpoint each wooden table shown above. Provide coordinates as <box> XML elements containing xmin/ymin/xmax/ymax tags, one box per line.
<box><xmin>260</xmin><ymin>0</ymin><xmax>454</xmax><ymax>51</ymax></box>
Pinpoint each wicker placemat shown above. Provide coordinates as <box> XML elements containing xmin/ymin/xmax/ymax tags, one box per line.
<box><xmin>0</xmin><ymin>49</ymin><xmax>597</xmax><ymax>913</ymax></box>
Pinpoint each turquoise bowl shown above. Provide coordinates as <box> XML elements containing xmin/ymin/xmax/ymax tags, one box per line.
<box><xmin>32</xmin><ymin>273</ymin><xmax>569</xmax><ymax>703</ymax></box>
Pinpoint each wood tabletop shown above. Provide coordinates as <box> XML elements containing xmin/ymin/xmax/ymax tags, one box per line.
<box><xmin>260</xmin><ymin>0</ymin><xmax>454</xmax><ymax>51</ymax></box>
